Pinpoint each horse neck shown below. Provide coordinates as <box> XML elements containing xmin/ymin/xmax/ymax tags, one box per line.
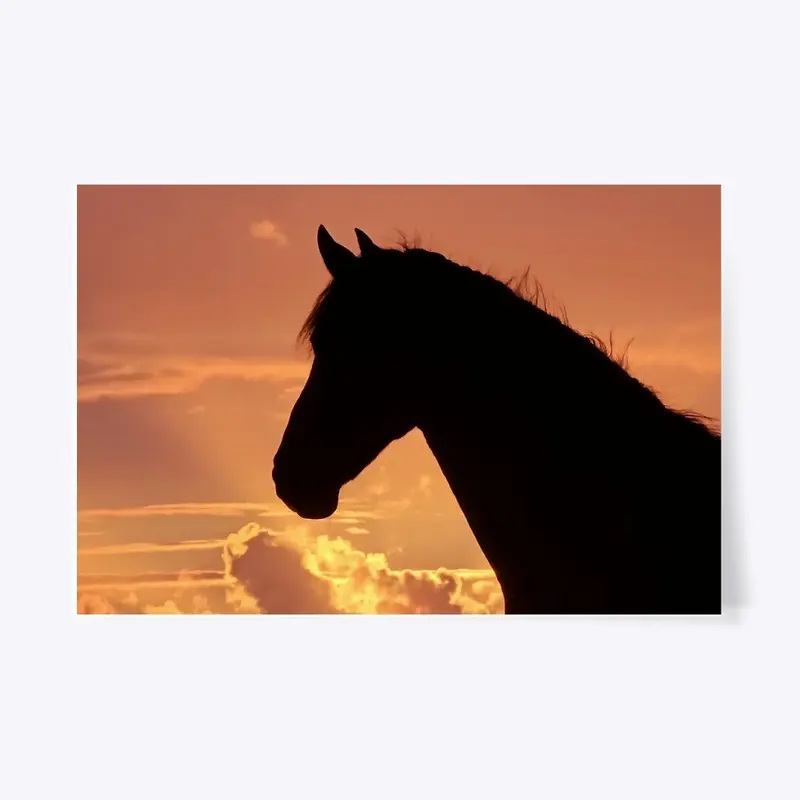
<box><xmin>411</xmin><ymin>327</ymin><xmax>705</xmax><ymax>605</ymax></box>
<box><xmin>414</xmin><ymin>337</ymin><xmax>580</xmax><ymax>578</ymax></box>
<box><xmin>406</xmin><ymin>298</ymin><xmax>721</xmax><ymax>612</ymax></box>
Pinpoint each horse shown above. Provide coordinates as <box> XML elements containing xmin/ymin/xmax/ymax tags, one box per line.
<box><xmin>272</xmin><ymin>225</ymin><xmax>721</xmax><ymax>614</ymax></box>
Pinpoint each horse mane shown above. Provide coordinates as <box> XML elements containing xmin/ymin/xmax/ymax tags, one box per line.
<box><xmin>298</xmin><ymin>238</ymin><xmax>720</xmax><ymax>438</ymax></box>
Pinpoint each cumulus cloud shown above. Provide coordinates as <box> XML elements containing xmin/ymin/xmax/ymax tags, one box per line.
<box><xmin>222</xmin><ymin>524</ymin><xmax>336</xmax><ymax>613</ymax></box>
<box><xmin>78</xmin><ymin>589</ymin><xmax>214</xmax><ymax>615</ymax></box>
<box><xmin>143</xmin><ymin>600</ymin><xmax>184</xmax><ymax>614</ymax></box>
<box><xmin>78</xmin><ymin>593</ymin><xmax>122</xmax><ymax>614</ymax></box>
<box><xmin>249</xmin><ymin>219</ymin><xmax>289</xmax><ymax>246</ymax></box>
<box><xmin>78</xmin><ymin>523</ymin><xmax>504</xmax><ymax>615</ymax></box>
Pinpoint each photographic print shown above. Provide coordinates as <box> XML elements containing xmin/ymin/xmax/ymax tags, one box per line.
<box><xmin>77</xmin><ymin>185</ymin><xmax>721</xmax><ymax>614</ymax></box>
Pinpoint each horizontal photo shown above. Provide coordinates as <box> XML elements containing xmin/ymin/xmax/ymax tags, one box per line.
<box><xmin>77</xmin><ymin>185</ymin><xmax>721</xmax><ymax>614</ymax></box>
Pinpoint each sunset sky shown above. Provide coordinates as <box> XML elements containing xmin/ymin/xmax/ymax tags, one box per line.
<box><xmin>77</xmin><ymin>185</ymin><xmax>720</xmax><ymax>614</ymax></box>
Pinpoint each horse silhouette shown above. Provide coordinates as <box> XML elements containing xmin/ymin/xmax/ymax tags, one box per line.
<box><xmin>273</xmin><ymin>225</ymin><xmax>721</xmax><ymax>614</ymax></box>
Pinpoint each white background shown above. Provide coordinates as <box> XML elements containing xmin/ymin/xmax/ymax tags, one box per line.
<box><xmin>1</xmin><ymin>1</ymin><xmax>798</xmax><ymax>798</ymax></box>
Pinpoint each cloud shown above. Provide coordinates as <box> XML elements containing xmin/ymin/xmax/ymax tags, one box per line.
<box><xmin>77</xmin><ymin>354</ymin><xmax>309</xmax><ymax>402</ymax></box>
<box><xmin>612</xmin><ymin>318</ymin><xmax>720</xmax><ymax>376</ymax></box>
<box><xmin>144</xmin><ymin>600</ymin><xmax>185</xmax><ymax>614</ymax></box>
<box><xmin>78</xmin><ymin>571</ymin><xmax>228</xmax><ymax>592</ymax></box>
<box><xmin>627</xmin><ymin>347</ymin><xmax>720</xmax><ymax>376</ymax></box>
<box><xmin>78</xmin><ymin>538</ymin><xmax>226</xmax><ymax>556</ymax></box>
<box><xmin>222</xmin><ymin>524</ymin><xmax>336</xmax><ymax>613</ymax></box>
<box><xmin>249</xmin><ymin>219</ymin><xmax>289</xmax><ymax>246</ymax></box>
<box><xmin>222</xmin><ymin>523</ymin><xmax>502</xmax><ymax>614</ymax></box>
<box><xmin>78</xmin><ymin>593</ymin><xmax>123</xmax><ymax>614</ymax></box>
<box><xmin>78</xmin><ymin>502</ymin><xmax>291</xmax><ymax>521</ymax></box>
<box><xmin>77</xmin><ymin>522</ymin><xmax>504</xmax><ymax>615</ymax></box>
<box><xmin>77</xmin><ymin>589</ymin><xmax>216</xmax><ymax>614</ymax></box>
<box><xmin>78</xmin><ymin>498</ymin><xmax>405</xmax><ymax>525</ymax></box>
<box><xmin>344</xmin><ymin>526</ymin><xmax>370</xmax><ymax>536</ymax></box>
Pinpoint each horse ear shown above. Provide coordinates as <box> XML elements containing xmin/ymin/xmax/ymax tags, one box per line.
<box><xmin>354</xmin><ymin>228</ymin><xmax>380</xmax><ymax>255</ymax></box>
<box><xmin>317</xmin><ymin>225</ymin><xmax>357</xmax><ymax>279</ymax></box>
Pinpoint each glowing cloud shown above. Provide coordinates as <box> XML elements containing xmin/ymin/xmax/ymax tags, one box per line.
<box><xmin>249</xmin><ymin>219</ymin><xmax>289</xmax><ymax>246</ymax></box>
<box><xmin>78</xmin><ymin>523</ymin><xmax>504</xmax><ymax>615</ymax></box>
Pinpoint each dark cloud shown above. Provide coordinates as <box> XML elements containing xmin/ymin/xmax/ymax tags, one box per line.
<box><xmin>223</xmin><ymin>526</ymin><xmax>338</xmax><ymax>614</ymax></box>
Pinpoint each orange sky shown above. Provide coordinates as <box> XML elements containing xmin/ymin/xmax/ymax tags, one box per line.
<box><xmin>77</xmin><ymin>185</ymin><xmax>720</xmax><ymax>614</ymax></box>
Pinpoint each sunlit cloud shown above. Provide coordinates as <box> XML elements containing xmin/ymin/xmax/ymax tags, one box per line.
<box><xmin>76</xmin><ymin>324</ymin><xmax>718</xmax><ymax>406</ymax></box>
<box><xmin>78</xmin><ymin>502</ymin><xmax>292</xmax><ymax>520</ymax></box>
<box><xmin>78</xmin><ymin>499</ymin><xmax>398</xmax><ymax>524</ymax></box>
<box><xmin>77</xmin><ymin>522</ymin><xmax>503</xmax><ymax>615</ymax></box>
<box><xmin>627</xmin><ymin>346</ymin><xmax>720</xmax><ymax>376</ymax></box>
<box><xmin>279</xmin><ymin>384</ymin><xmax>304</xmax><ymax>400</ymax></box>
<box><xmin>608</xmin><ymin>317</ymin><xmax>721</xmax><ymax>376</ymax></box>
<box><xmin>144</xmin><ymin>600</ymin><xmax>185</xmax><ymax>614</ymax></box>
<box><xmin>77</xmin><ymin>354</ymin><xmax>309</xmax><ymax>402</ymax></box>
<box><xmin>228</xmin><ymin>523</ymin><xmax>503</xmax><ymax>614</ymax></box>
<box><xmin>78</xmin><ymin>590</ymin><xmax>216</xmax><ymax>614</ymax></box>
<box><xmin>78</xmin><ymin>593</ymin><xmax>128</xmax><ymax>614</ymax></box>
<box><xmin>76</xmin><ymin>345</ymin><xmax>717</xmax><ymax>403</ymax></box>
<box><xmin>78</xmin><ymin>538</ymin><xmax>226</xmax><ymax>556</ymax></box>
<box><xmin>249</xmin><ymin>219</ymin><xmax>289</xmax><ymax>246</ymax></box>
<box><xmin>78</xmin><ymin>569</ymin><xmax>226</xmax><ymax>589</ymax></box>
